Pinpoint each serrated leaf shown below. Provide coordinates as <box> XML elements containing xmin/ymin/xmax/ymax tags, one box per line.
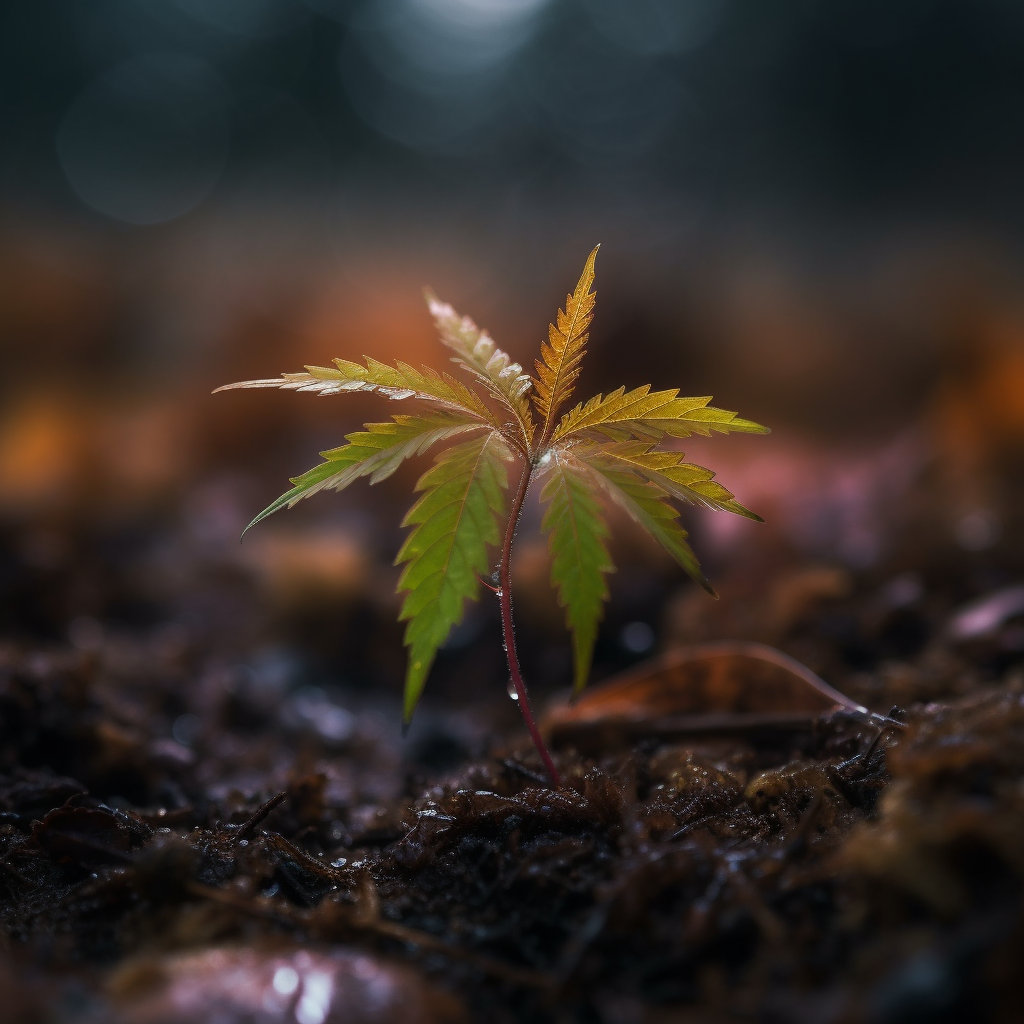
<box><xmin>579</xmin><ymin>440</ymin><xmax>762</xmax><ymax>521</ymax></box>
<box><xmin>553</xmin><ymin>385</ymin><xmax>769</xmax><ymax>443</ymax></box>
<box><xmin>243</xmin><ymin>413</ymin><xmax>486</xmax><ymax>534</ymax></box>
<box><xmin>396</xmin><ymin>430</ymin><xmax>513</xmax><ymax>723</ymax></box>
<box><xmin>538</xmin><ymin>451</ymin><xmax>614</xmax><ymax>695</ymax></box>
<box><xmin>533</xmin><ymin>246</ymin><xmax>600</xmax><ymax>438</ymax></box>
<box><xmin>427</xmin><ymin>293</ymin><xmax>535</xmax><ymax>442</ymax></box>
<box><xmin>220</xmin><ymin>245</ymin><xmax>771</xmax><ymax>774</ymax></box>
<box><xmin>579</xmin><ymin>450</ymin><xmax>715</xmax><ymax>595</ymax></box>
<box><xmin>215</xmin><ymin>356</ymin><xmax>493</xmax><ymax>422</ymax></box>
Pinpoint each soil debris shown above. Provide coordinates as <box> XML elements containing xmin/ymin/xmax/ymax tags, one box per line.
<box><xmin>1</xmin><ymin>456</ymin><xmax>1023</xmax><ymax>1022</ymax></box>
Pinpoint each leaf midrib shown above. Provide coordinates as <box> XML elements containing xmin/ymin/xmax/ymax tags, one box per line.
<box><xmin>405</xmin><ymin>433</ymin><xmax>500</xmax><ymax>590</ymax></box>
<box><xmin>540</xmin><ymin>297</ymin><xmax>591</xmax><ymax>438</ymax></box>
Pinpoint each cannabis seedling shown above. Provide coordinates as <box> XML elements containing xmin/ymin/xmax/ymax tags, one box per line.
<box><xmin>216</xmin><ymin>248</ymin><xmax>768</xmax><ymax>786</ymax></box>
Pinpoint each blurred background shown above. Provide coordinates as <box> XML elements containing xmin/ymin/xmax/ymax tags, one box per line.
<box><xmin>2</xmin><ymin>0</ymin><xmax>1024</xmax><ymax>740</ymax></box>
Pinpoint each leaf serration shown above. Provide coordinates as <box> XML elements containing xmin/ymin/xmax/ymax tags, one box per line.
<box><xmin>217</xmin><ymin>246</ymin><xmax>768</xmax><ymax>742</ymax></box>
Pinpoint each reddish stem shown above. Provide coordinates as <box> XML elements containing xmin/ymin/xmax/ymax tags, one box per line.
<box><xmin>498</xmin><ymin>459</ymin><xmax>561</xmax><ymax>788</ymax></box>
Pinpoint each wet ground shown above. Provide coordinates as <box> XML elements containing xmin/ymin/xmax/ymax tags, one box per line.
<box><xmin>1</xmin><ymin>442</ymin><xmax>1023</xmax><ymax>1024</ymax></box>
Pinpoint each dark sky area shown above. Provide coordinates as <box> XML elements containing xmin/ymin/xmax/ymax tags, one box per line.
<box><xmin>4</xmin><ymin>0</ymin><xmax>1024</xmax><ymax>229</ymax></box>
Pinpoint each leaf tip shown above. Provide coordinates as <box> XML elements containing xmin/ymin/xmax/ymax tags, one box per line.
<box><xmin>403</xmin><ymin>654</ymin><xmax>433</xmax><ymax>727</ymax></box>
<box><xmin>423</xmin><ymin>287</ymin><xmax>443</xmax><ymax>314</ymax></box>
<box><xmin>240</xmin><ymin>517</ymin><xmax>260</xmax><ymax>540</ymax></box>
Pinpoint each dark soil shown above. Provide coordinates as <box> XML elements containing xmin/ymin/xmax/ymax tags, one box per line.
<box><xmin>2</xmin><ymin>467</ymin><xmax>1024</xmax><ymax>1024</ymax></box>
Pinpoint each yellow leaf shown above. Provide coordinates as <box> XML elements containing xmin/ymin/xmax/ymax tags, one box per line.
<box><xmin>580</xmin><ymin>453</ymin><xmax>714</xmax><ymax>595</ymax></box>
<box><xmin>215</xmin><ymin>357</ymin><xmax>493</xmax><ymax>422</ymax></box>
<box><xmin>577</xmin><ymin>440</ymin><xmax>762</xmax><ymax>520</ymax></box>
<box><xmin>532</xmin><ymin>246</ymin><xmax>600</xmax><ymax>440</ymax></box>
<box><xmin>554</xmin><ymin>385</ymin><xmax>769</xmax><ymax>442</ymax></box>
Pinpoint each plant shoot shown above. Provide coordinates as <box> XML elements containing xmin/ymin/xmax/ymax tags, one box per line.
<box><xmin>216</xmin><ymin>248</ymin><xmax>768</xmax><ymax>786</ymax></box>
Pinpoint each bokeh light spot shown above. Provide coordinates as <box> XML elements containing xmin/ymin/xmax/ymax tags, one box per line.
<box><xmin>588</xmin><ymin>0</ymin><xmax>732</xmax><ymax>55</ymax></box>
<box><xmin>56</xmin><ymin>53</ymin><xmax>229</xmax><ymax>226</ymax></box>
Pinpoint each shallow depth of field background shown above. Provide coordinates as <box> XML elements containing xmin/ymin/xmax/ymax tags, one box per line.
<box><xmin>2</xmin><ymin>0</ymin><xmax>1023</xmax><ymax>725</ymax></box>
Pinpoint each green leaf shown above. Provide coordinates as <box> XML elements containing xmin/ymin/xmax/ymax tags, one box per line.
<box><xmin>243</xmin><ymin>413</ymin><xmax>484</xmax><ymax>534</ymax></box>
<box><xmin>579</xmin><ymin>440</ymin><xmax>762</xmax><ymax>521</ymax></box>
<box><xmin>395</xmin><ymin>430</ymin><xmax>513</xmax><ymax>723</ymax></box>
<box><xmin>538</xmin><ymin>451</ymin><xmax>614</xmax><ymax>695</ymax></box>
<box><xmin>580</xmin><ymin>451</ymin><xmax>715</xmax><ymax>595</ymax></box>
<box><xmin>554</xmin><ymin>386</ymin><xmax>769</xmax><ymax>443</ymax></box>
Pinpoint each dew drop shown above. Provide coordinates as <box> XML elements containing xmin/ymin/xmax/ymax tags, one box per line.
<box><xmin>506</xmin><ymin>679</ymin><xmax>519</xmax><ymax>701</ymax></box>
